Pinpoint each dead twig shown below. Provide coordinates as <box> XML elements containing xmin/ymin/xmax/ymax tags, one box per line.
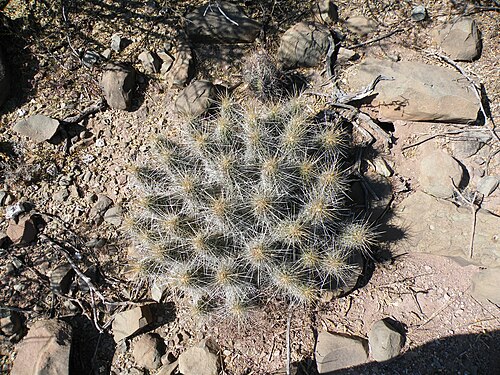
<box><xmin>451</xmin><ymin>181</ymin><xmax>482</xmax><ymax>259</ymax></box>
<box><xmin>348</xmin><ymin>28</ymin><xmax>404</xmax><ymax>49</ymax></box>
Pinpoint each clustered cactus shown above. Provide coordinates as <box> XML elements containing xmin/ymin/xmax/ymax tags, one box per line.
<box><xmin>129</xmin><ymin>92</ymin><xmax>376</xmax><ymax>319</ymax></box>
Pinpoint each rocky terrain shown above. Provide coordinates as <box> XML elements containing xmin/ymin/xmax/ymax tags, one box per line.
<box><xmin>0</xmin><ymin>1</ymin><xmax>499</xmax><ymax>374</ymax></box>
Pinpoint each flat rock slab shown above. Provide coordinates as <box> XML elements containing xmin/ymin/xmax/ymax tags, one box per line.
<box><xmin>418</xmin><ymin>150</ymin><xmax>465</xmax><ymax>199</ymax></box>
<box><xmin>391</xmin><ymin>191</ymin><xmax>500</xmax><ymax>267</ymax></box>
<box><xmin>345</xmin><ymin>58</ymin><xmax>480</xmax><ymax>123</ymax></box>
<box><xmin>432</xmin><ymin>18</ymin><xmax>481</xmax><ymax>61</ymax></box>
<box><xmin>186</xmin><ymin>2</ymin><xmax>260</xmax><ymax>43</ymax></box>
<box><xmin>175</xmin><ymin>80</ymin><xmax>215</xmax><ymax>118</ymax></box>
<box><xmin>13</xmin><ymin>115</ymin><xmax>60</xmax><ymax>143</ymax></box>
<box><xmin>11</xmin><ymin>319</ymin><xmax>72</xmax><ymax>375</ymax></box>
<box><xmin>315</xmin><ymin>331</ymin><xmax>368</xmax><ymax>373</ymax></box>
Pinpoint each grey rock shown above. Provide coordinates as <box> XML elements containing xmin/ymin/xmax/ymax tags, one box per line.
<box><xmin>368</xmin><ymin>319</ymin><xmax>404</xmax><ymax>361</ymax></box>
<box><xmin>13</xmin><ymin>115</ymin><xmax>60</xmax><ymax>143</ymax></box>
<box><xmin>82</xmin><ymin>50</ymin><xmax>103</xmax><ymax>68</ymax></box>
<box><xmin>138</xmin><ymin>50</ymin><xmax>161</xmax><ymax>74</ymax></box>
<box><xmin>151</xmin><ymin>282</ymin><xmax>168</xmax><ymax>302</ymax></box>
<box><xmin>433</xmin><ymin>18</ymin><xmax>481</xmax><ymax>61</ymax></box>
<box><xmin>345</xmin><ymin>58</ymin><xmax>480</xmax><ymax>123</ymax></box>
<box><xmin>11</xmin><ymin>319</ymin><xmax>72</xmax><ymax>375</ymax></box>
<box><xmin>345</xmin><ymin>16</ymin><xmax>377</xmax><ymax>36</ymax></box>
<box><xmin>112</xmin><ymin>304</ymin><xmax>155</xmax><ymax>342</ymax></box>
<box><xmin>411</xmin><ymin>5</ymin><xmax>427</xmax><ymax>22</ymax></box>
<box><xmin>50</xmin><ymin>263</ymin><xmax>75</xmax><ymax>294</ymax></box>
<box><xmin>111</xmin><ymin>34</ymin><xmax>128</xmax><ymax>52</ymax></box>
<box><xmin>315</xmin><ymin>331</ymin><xmax>368</xmax><ymax>373</ymax></box>
<box><xmin>158</xmin><ymin>51</ymin><xmax>174</xmax><ymax>74</ymax></box>
<box><xmin>419</xmin><ymin>150</ymin><xmax>464</xmax><ymax>199</ymax></box>
<box><xmin>168</xmin><ymin>39</ymin><xmax>194</xmax><ymax>87</ymax></box>
<box><xmin>102</xmin><ymin>48</ymin><xmax>112</xmax><ymax>59</ymax></box>
<box><xmin>54</xmin><ymin>188</ymin><xmax>70</xmax><ymax>202</ymax></box>
<box><xmin>185</xmin><ymin>2</ymin><xmax>260</xmax><ymax>43</ymax></box>
<box><xmin>104</xmin><ymin>205</ymin><xmax>123</xmax><ymax>226</ymax></box>
<box><xmin>175</xmin><ymin>80</ymin><xmax>216</xmax><ymax>118</ymax></box>
<box><xmin>6</xmin><ymin>214</ymin><xmax>38</xmax><ymax>245</ymax></box>
<box><xmin>471</xmin><ymin>267</ymin><xmax>500</xmax><ymax>305</ymax></box>
<box><xmin>314</xmin><ymin>0</ymin><xmax>339</xmax><ymax>24</ymax></box>
<box><xmin>93</xmin><ymin>194</ymin><xmax>113</xmax><ymax>215</ymax></box>
<box><xmin>5</xmin><ymin>202</ymin><xmax>25</xmax><ymax>220</ymax></box>
<box><xmin>477</xmin><ymin>176</ymin><xmax>499</xmax><ymax>197</ymax></box>
<box><xmin>373</xmin><ymin>157</ymin><xmax>393</xmax><ymax>177</ymax></box>
<box><xmin>132</xmin><ymin>333</ymin><xmax>166</xmax><ymax>370</ymax></box>
<box><xmin>451</xmin><ymin>136</ymin><xmax>488</xmax><ymax>159</ymax></box>
<box><xmin>101</xmin><ymin>62</ymin><xmax>136</xmax><ymax>110</ymax></box>
<box><xmin>178</xmin><ymin>339</ymin><xmax>219</xmax><ymax>375</ymax></box>
<box><xmin>0</xmin><ymin>311</ymin><xmax>22</xmax><ymax>336</ymax></box>
<box><xmin>336</xmin><ymin>47</ymin><xmax>358</xmax><ymax>64</ymax></box>
<box><xmin>0</xmin><ymin>47</ymin><xmax>9</xmax><ymax>108</ymax></box>
<box><xmin>278</xmin><ymin>22</ymin><xmax>331</xmax><ymax>69</ymax></box>
<box><xmin>391</xmin><ymin>191</ymin><xmax>500</xmax><ymax>267</ymax></box>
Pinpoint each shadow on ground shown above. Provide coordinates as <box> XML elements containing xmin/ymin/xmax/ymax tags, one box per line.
<box><xmin>292</xmin><ymin>330</ymin><xmax>500</xmax><ymax>375</ymax></box>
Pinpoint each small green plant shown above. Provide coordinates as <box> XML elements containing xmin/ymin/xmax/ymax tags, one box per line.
<box><xmin>130</xmin><ymin>93</ymin><xmax>376</xmax><ymax>319</ymax></box>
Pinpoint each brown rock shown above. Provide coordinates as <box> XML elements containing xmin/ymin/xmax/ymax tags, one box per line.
<box><xmin>175</xmin><ymin>80</ymin><xmax>216</xmax><ymax>118</ymax></box>
<box><xmin>433</xmin><ymin>18</ymin><xmax>481</xmax><ymax>61</ymax></box>
<box><xmin>132</xmin><ymin>333</ymin><xmax>166</xmax><ymax>370</ymax></box>
<box><xmin>419</xmin><ymin>150</ymin><xmax>464</xmax><ymax>199</ymax></box>
<box><xmin>112</xmin><ymin>304</ymin><xmax>155</xmax><ymax>342</ymax></box>
<box><xmin>6</xmin><ymin>214</ymin><xmax>38</xmax><ymax>245</ymax></box>
<box><xmin>315</xmin><ymin>331</ymin><xmax>368</xmax><ymax>373</ymax></box>
<box><xmin>11</xmin><ymin>319</ymin><xmax>72</xmax><ymax>375</ymax></box>
<box><xmin>13</xmin><ymin>115</ymin><xmax>60</xmax><ymax>143</ymax></box>
<box><xmin>101</xmin><ymin>62</ymin><xmax>136</xmax><ymax>110</ymax></box>
<box><xmin>178</xmin><ymin>339</ymin><xmax>219</xmax><ymax>375</ymax></box>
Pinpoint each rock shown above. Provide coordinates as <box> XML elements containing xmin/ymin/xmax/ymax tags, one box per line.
<box><xmin>151</xmin><ymin>282</ymin><xmax>167</xmax><ymax>302</ymax></box>
<box><xmin>175</xmin><ymin>80</ymin><xmax>216</xmax><ymax>118</ymax></box>
<box><xmin>132</xmin><ymin>333</ymin><xmax>166</xmax><ymax>370</ymax></box>
<box><xmin>138</xmin><ymin>50</ymin><xmax>161</xmax><ymax>74</ymax></box>
<box><xmin>178</xmin><ymin>339</ymin><xmax>219</xmax><ymax>375</ymax></box>
<box><xmin>104</xmin><ymin>205</ymin><xmax>123</xmax><ymax>226</ymax></box>
<box><xmin>314</xmin><ymin>0</ymin><xmax>339</xmax><ymax>24</ymax></box>
<box><xmin>112</xmin><ymin>304</ymin><xmax>155</xmax><ymax>342</ymax></box>
<box><xmin>477</xmin><ymin>176</ymin><xmax>499</xmax><ymax>197</ymax></box>
<box><xmin>6</xmin><ymin>214</ymin><xmax>38</xmax><ymax>245</ymax></box>
<box><xmin>157</xmin><ymin>360</ymin><xmax>178</xmax><ymax>375</ymax></box>
<box><xmin>13</xmin><ymin>115</ymin><xmax>60</xmax><ymax>143</ymax></box>
<box><xmin>158</xmin><ymin>51</ymin><xmax>174</xmax><ymax>74</ymax></box>
<box><xmin>419</xmin><ymin>150</ymin><xmax>464</xmax><ymax>199</ymax></box>
<box><xmin>344</xmin><ymin>58</ymin><xmax>480</xmax><ymax>123</ymax></box>
<box><xmin>336</xmin><ymin>47</ymin><xmax>358</xmax><ymax>64</ymax></box>
<box><xmin>278</xmin><ymin>22</ymin><xmax>331</xmax><ymax>69</ymax></box>
<box><xmin>54</xmin><ymin>188</ymin><xmax>70</xmax><ymax>202</ymax></box>
<box><xmin>111</xmin><ymin>34</ymin><xmax>129</xmax><ymax>52</ymax></box>
<box><xmin>368</xmin><ymin>319</ymin><xmax>404</xmax><ymax>361</ymax></box>
<box><xmin>411</xmin><ymin>5</ymin><xmax>427</xmax><ymax>22</ymax></box>
<box><xmin>471</xmin><ymin>267</ymin><xmax>500</xmax><ymax>305</ymax></box>
<box><xmin>373</xmin><ymin>157</ymin><xmax>393</xmax><ymax>177</ymax></box>
<box><xmin>168</xmin><ymin>39</ymin><xmax>194</xmax><ymax>87</ymax></box>
<box><xmin>82</xmin><ymin>50</ymin><xmax>104</xmax><ymax>68</ymax></box>
<box><xmin>0</xmin><ymin>47</ymin><xmax>9</xmax><ymax>108</ymax></box>
<box><xmin>315</xmin><ymin>331</ymin><xmax>368</xmax><ymax>373</ymax></box>
<box><xmin>451</xmin><ymin>133</ymin><xmax>489</xmax><ymax>159</ymax></box>
<box><xmin>101</xmin><ymin>62</ymin><xmax>136</xmax><ymax>110</ymax></box>
<box><xmin>185</xmin><ymin>2</ymin><xmax>260</xmax><ymax>43</ymax></box>
<box><xmin>10</xmin><ymin>319</ymin><xmax>72</xmax><ymax>375</ymax></box>
<box><xmin>5</xmin><ymin>202</ymin><xmax>25</xmax><ymax>220</ymax></box>
<box><xmin>49</xmin><ymin>263</ymin><xmax>75</xmax><ymax>294</ymax></box>
<box><xmin>345</xmin><ymin>16</ymin><xmax>377</xmax><ymax>36</ymax></box>
<box><xmin>0</xmin><ymin>311</ymin><xmax>22</xmax><ymax>336</ymax></box>
<box><xmin>91</xmin><ymin>194</ymin><xmax>113</xmax><ymax>217</ymax></box>
<box><xmin>391</xmin><ymin>191</ymin><xmax>500</xmax><ymax>267</ymax></box>
<box><xmin>102</xmin><ymin>48</ymin><xmax>112</xmax><ymax>59</ymax></box>
<box><xmin>433</xmin><ymin>18</ymin><xmax>481</xmax><ymax>61</ymax></box>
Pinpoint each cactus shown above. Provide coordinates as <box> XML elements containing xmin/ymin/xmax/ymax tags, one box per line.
<box><xmin>129</xmin><ymin>93</ymin><xmax>376</xmax><ymax>318</ymax></box>
<box><xmin>242</xmin><ymin>51</ymin><xmax>287</xmax><ymax>101</ymax></box>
